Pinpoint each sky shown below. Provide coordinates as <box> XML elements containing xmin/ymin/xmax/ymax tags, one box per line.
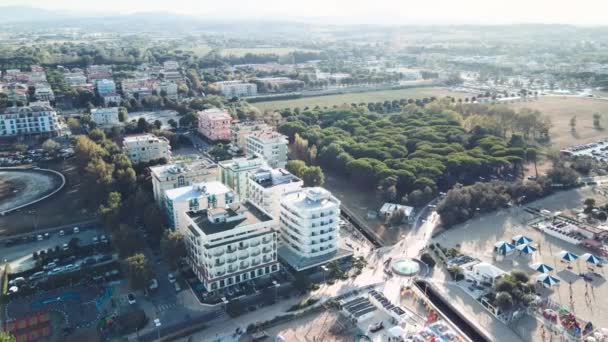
<box><xmin>4</xmin><ymin>0</ymin><xmax>608</xmax><ymax>25</ymax></box>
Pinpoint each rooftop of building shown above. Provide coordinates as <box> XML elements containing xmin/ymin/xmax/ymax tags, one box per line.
<box><xmin>150</xmin><ymin>158</ymin><xmax>217</xmax><ymax>178</ymax></box>
<box><xmin>164</xmin><ymin>180</ymin><xmax>231</xmax><ymax>202</ymax></box>
<box><xmin>215</xmin><ymin>80</ymin><xmax>255</xmax><ymax>85</ymax></box>
<box><xmin>91</xmin><ymin>107</ymin><xmax>119</xmax><ymax>114</ymax></box>
<box><xmin>281</xmin><ymin>187</ymin><xmax>340</xmax><ymax>211</ymax></box>
<box><xmin>218</xmin><ymin>156</ymin><xmax>266</xmax><ymax>170</ymax></box>
<box><xmin>187</xmin><ymin>201</ymin><xmax>272</xmax><ymax>236</ymax></box>
<box><xmin>123</xmin><ymin>134</ymin><xmax>169</xmax><ymax>144</ymax></box>
<box><xmin>247</xmin><ymin>130</ymin><xmax>286</xmax><ymax>143</ymax></box>
<box><xmin>198</xmin><ymin>108</ymin><xmax>231</xmax><ymax>120</ymax></box>
<box><xmin>2</xmin><ymin>104</ymin><xmax>55</xmax><ymax>114</ymax></box>
<box><xmin>250</xmin><ymin>167</ymin><xmax>301</xmax><ymax>188</ymax></box>
<box><xmin>278</xmin><ymin>245</ymin><xmax>352</xmax><ymax>271</ymax></box>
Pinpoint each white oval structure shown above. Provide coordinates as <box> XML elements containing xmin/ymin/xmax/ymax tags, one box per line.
<box><xmin>0</xmin><ymin>168</ymin><xmax>65</xmax><ymax>215</ymax></box>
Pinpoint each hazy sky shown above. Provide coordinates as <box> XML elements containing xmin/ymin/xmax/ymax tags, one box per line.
<box><xmin>5</xmin><ymin>0</ymin><xmax>608</xmax><ymax>25</ymax></box>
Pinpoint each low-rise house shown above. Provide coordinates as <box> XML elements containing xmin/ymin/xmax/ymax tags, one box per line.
<box><xmin>150</xmin><ymin>159</ymin><xmax>219</xmax><ymax>205</ymax></box>
<box><xmin>197</xmin><ymin>108</ymin><xmax>231</xmax><ymax>141</ymax></box>
<box><xmin>122</xmin><ymin>134</ymin><xmax>171</xmax><ymax>164</ymax></box>
<box><xmin>90</xmin><ymin>107</ymin><xmax>119</xmax><ymax>127</ymax></box>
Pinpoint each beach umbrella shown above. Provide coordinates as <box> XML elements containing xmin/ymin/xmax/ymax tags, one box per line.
<box><xmin>581</xmin><ymin>253</ymin><xmax>602</xmax><ymax>265</ymax></box>
<box><xmin>512</xmin><ymin>235</ymin><xmax>533</xmax><ymax>246</ymax></box>
<box><xmin>494</xmin><ymin>241</ymin><xmax>515</xmax><ymax>255</ymax></box>
<box><xmin>516</xmin><ymin>244</ymin><xmax>537</xmax><ymax>254</ymax></box>
<box><xmin>530</xmin><ymin>262</ymin><xmax>554</xmax><ymax>273</ymax></box>
<box><xmin>560</xmin><ymin>250</ymin><xmax>579</xmax><ymax>262</ymax></box>
<box><xmin>537</xmin><ymin>274</ymin><xmax>561</xmax><ymax>287</ymax></box>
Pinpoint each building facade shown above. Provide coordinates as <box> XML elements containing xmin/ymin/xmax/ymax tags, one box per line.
<box><xmin>0</xmin><ymin>105</ymin><xmax>63</xmax><ymax>137</ymax></box>
<box><xmin>34</xmin><ymin>84</ymin><xmax>55</xmax><ymax>101</ymax></box>
<box><xmin>197</xmin><ymin>108</ymin><xmax>232</xmax><ymax>141</ymax></box>
<box><xmin>183</xmin><ymin>201</ymin><xmax>279</xmax><ymax>291</ymax></box>
<box><xmin>215</xmin><ymin>81</ymin><xmax>258</xmax><ymax>97</ymax></box>
<box><xmin>218</xmin><ymin>156</ymin><xmax>266</xmax><ymax>199</ymax></box>
<box><xmin>230</xmin><ymin>121</ymin><xmax>271</xmax><ymax>151</ymax></box>
<box><xmin>164</xmin><ymin>181</ymin><xmax>235</xmax><ymax>231</ymax></box>
<box><xmin>278</xmin><ymin>187</ymin><xmax>341</xmax><ymax>270</ymax></box>
<box><xmin>150</xmin><ymin>158</ymin><xmax>219</xmax><ymax>205</ymax></box>
<box><xmin>248</xmin><ymin>167</ymin><xmax>303</xmax><ymax>219</ymax></box>
<box><xmin>95</xmin><ymin>79</ymin><xmax>117</xmax><ymax>97</ymax></box>
<box><xmin>245</xmin><ymin>131</ymin><xmax>288</xmax><ymax>168</ymax></box>
<box><xmin>90</xmin><ymin>107</ymin><xmax>119</xmax><ymax>126</ymax></box>
<box><xmin>122</xmin><ymin>134</ymin><xmax>171</xmax><ymax>164</ymax></box>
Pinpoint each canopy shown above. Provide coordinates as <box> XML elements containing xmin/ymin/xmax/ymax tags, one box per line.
<box><xmin>388</xmin><ymin>326</ymin><xmax>406</xmax><ymax>337</ymax></box>
<box><xmin>560</xmin><ymin>250</ymin><xmax>579</xmax><ymax>262</ymax></box>
<box><xmin>512</xmin><ymin>235</ymin><xmax>533</xmax><ymax>245</ymax></box>
<box><xmin>516</xmin><ymin>244</ymin><xmax>537</xmax><ymax>254</ymax></box>
<box><xmin>537</xmin><ymin>274</ymin><xmax>561</xmax><ymax>287</ymax></box>
<box><xmin>495</xmin><ymin>241</ymin><xmax>515</xmax><ymax>255</ymax></box>
<box><xmin>530</xmin><ymin>262</ymin><xmax>554</xmax><ymax>273</ymax></box>
<box><xmin>581</xmin><ymin>253</ymin><xmax>602</xmax><ymax>265</ymax></box>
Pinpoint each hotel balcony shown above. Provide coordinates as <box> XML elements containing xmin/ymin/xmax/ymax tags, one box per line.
<box><xmin>238</xmin><ymin>244</ymin><xmax>249</xmax><ymax>250</ymax></box>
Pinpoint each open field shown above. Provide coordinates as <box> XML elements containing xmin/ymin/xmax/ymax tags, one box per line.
<box><xmin>510</xmin><ymin>97</ymin><xmax>608</xmax><ymax>149</ymax></box>
<box><xmin>253</xmin><ymin>87</ymin><xmax>474</xmax><ymax>111</ymax></box>
<box><xmin>0</xmin><ymin>160</ymin><xmax>96</xmax><ymax>236</ymax></box>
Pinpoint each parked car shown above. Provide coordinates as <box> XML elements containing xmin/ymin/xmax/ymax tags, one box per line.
<box><xmin>64</xmin><ymin>264</ymin><xmax>78</xmax><ymax>272</ymax></box>
<box><xmin>369</xmin><ymin>321</ymin><xmax>384</xmax><ymax>333</ymax></box>
<box><xmin>62</xmin><ymin>243</ymin><xmax>69</xmax><ymax>251</ymax></box>
<box><xmin>9</xmin><ymin>277</ymin><xmax>26</xmax><ymax>286</ymax></box>
<box><xmin>92</xmin><ymin>237</ymin><xmax>99</xmax><ymax>245</ymax></box>
<box><xmin>168</xmin><ymin>273</ymin><xmax>176</xmax><ymax>283</ymax></box>
<box><xmin>149</xmin><ymin>278</ymin><xmax>159</xmax><ymax>291</ymax></box>
<box><xmin>29</xmin><ymin>271</ymin><xmax>46</xmax><ymax>281</ymax></box>
<box><xmin>43</xmin><ymin>262</ymin><xmax>57</xmax><ymax>271</ymax></box>
<box><xmin>100</xmin><ymin>235</ymin><xmax>108</xmax><ymax>243</ymax></box>
<box><xmin>44</xmin><ymin>233</ymin><xmax>50</xmax><ymax>239</ymax></box>
<box><xmin>37</xmin><ymin>235</ymin><xmax>43</xmax><ymax>241</ymax></box>
<box><xmin>128</xmin><ymin>293</ymin><xmax>136</xmax><ymax>304</ymax></box>
<box><xmin>59</xmin><ymin>230</ymin><xmax>65</xmax><ymax>236</ymax></box>
<box><xmin>174</xmin><ymin>282</ymin><xmax>181</xmax><ymax>292</ymax></box>
<box><xmin>73</xmin><ymin>227</ymin><xmax>80</xmax><ymax>234</ymax></box>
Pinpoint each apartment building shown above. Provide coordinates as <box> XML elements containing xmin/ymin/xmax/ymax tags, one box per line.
<box><xmin>218</xmin><ymin>156</ymin><xmax>267</xmax><ymax>199</ymax></box>
<box><xmin>34</xmin><ymin>84</ymin><xmax>55</xmax><ymax>101</ymax></box>
<box><xmin>154</xmin><ymin>81</ymin><xmax>178</xmax><ymax>100</ymax></box>
<box><xmin>160</xmin><ymin>70</ymin><xmax>182</xmax><ymax>82</ymax></box>
<box><xmin>90</xmin><ymin>107</ymin><xmax>119</xmax><ymax>126</ymax></box>
<box><xmin>121</xmin><ymin>78</ymin><xmax>159</xmax><ymax>100</ymax></box>
<box><xmin>230</xmin><ymin>121</ymin><xmax>271</xmax><ymax>151</ymax></box>
<box><xmin>197</xmin><ymin>108</ymin><xmax>232</xmax><ymax>141</ymax></box>
<box><xmin>102</xmin><ymin>93</ymin><xmax>122</xmax><ymax>107</ymax></box>
<box><xmin>63</xmin><ymin>72</ymin><xmax>87</xmax><ymax>86</ymax></box>
<box><xmin>245</xmin><ymin>131</ymin><xmax>288</xmax><ymax>168</ymax></box>
<box><xmin>164</xmin><ymin>180</ymin><xmax>235</xmax><ymax>231</ymax></box>
<box><xmin>214</xmin><ymin>81</ymin><xmax>258</xmax><ymax>97</ymax></box>
<box><xmin>248</xmin><ymin>167</ymin><xmax>303</xmax><ymax>219</ymax></box>
<box><xmin>163</xmin><ymin>60</ymin><xmax>179</xmax><ymax>71</ymax></box>
<box><xmin>87</xmin><ymin>65</ymin><xmax>113</xmax><ymax>80</ymax></box>
<box><xmin>183</xmin><ymin>201</ymin><xmax>279</xmax><ymax>291</ymax></box>
<box><xmin>0</xmin><ymin>104</ymin><xmax>63</xmax><ymax>137</ymax></box>
<box><xmin>278</xmin><ymin>187</ymin><xmax>347</xmax><ymax>271</ymax></box>
<box><xmin>122</xmin><ymin>134</ymin><xmax>171</xmax><ymax>164</ymax></box>
<box><xmin>150</xmin><ymin>158</ymin><xmax>219</xmax><ymax>205</ymax></box>
<box><xmin>95</xmin><ymin>79</ymin><xmax>117</xmax><ymax>97</ymax></box>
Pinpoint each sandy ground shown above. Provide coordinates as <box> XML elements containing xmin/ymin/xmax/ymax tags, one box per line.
<box><xmin>433</xmin><ymin>186</ymin><xmax>608</xmax><ymax>335</ymax></box>
<box><xmin>0</xmin><ymin>170</ymin><xmax>61</xmax><ymax>213</ymax></box>
<box><xmin>258</xmin><ymin>309</ymin><xmax>356</xmax><ymax>342</ymax></box>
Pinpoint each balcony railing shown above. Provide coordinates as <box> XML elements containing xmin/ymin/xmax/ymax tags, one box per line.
<box><xmin>250</xmin><ymin>241</ymin><xmax>260</xmax><ymax>247</ymax></box>
<box><xmin>214</xmin><ymin>261</ymin><xmax>225</xmax><ymax>267</ymax></box>
<box><xmin>262</xmin><ymin>248</ymin><xmax>271</xmax><ymax>253</ymax></box>
<box><xmin>251</xmin><ymin>259</ymin><xmax>260</xmax><ymax>266</ymax></box>
<box><xmin>239</xmin><ymin>254</ymin><xmax>249</xmax><ymax>260</ymax></box>
<box><xmin>227</xmin><ymin>257</ymin><xmax>237</xmax><ymax>263</ymax></box>
<box><xmin>213</xmin><ymin>250</ymin><xmax>225</xmax><ymax>257</ymax></box>
<box><xmin>238</xmin><ymin>244</ymin><xmax>249</xmax><ymax>250</ymax></box>
<box><xmin>240</xmin><ymin>262</ymin><xmax>249</xmax><ymax>269</ymax></box>
<box><xmin>226</xmin><ymin>249</ymin><xmax>236</xmax><ymax>254</ymax></box>
<box><xmin>251</xmin><ymin>250</ymin><xmax>261</xmax><ymax>257</ymax></box>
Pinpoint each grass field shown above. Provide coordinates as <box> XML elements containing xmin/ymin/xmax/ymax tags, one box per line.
<box><xmin>253</xmin><ymin>87</ymin><xmax>473</xmax><ymax>111</ymax></box>
<box><xmin>509</xmin><ymin>96</ymin><xmax>608</xmax><ymax>149</ymax></box>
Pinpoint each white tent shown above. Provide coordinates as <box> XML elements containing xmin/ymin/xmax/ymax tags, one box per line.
<box><xmin>388</xmin><ymin>326</ymin><xmax>406</xmax><ymax>338</ymax></box>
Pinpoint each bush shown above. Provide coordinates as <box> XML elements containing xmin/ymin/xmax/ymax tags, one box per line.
<box><xmin>420</xmin><ymin>253</ymin><xmax>436</xmax><ymax>268</ymax></box>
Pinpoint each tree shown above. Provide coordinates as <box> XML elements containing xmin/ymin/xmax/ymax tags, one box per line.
<box><xmin>593</xmin><ymin>113</ymin><xmax>602</xmax><ymax>129</ymax></box>
<box><xmin>301</xmin><ymin>166</ymin><xmax>325</xmax><ymax>187</ymax></box>
<box><xmin>168</xmin><ymin>119</ymin><xmax>178</xmax><ymax>129</ymax></box>
<box><xmin>496</xmin><ymin>292</ymin><xmax>513</xmax><ymax>311</ymax></box>
<box><xmin>123</xmin><ymin>253</ymin><xmax>153</xmax><ymax>290</ymax></box>
<box><xmin>160</xmin><ymin>230</ymin><xmax>186</xmax><ymax>268</ymax></box>
<box><xmin>67</xmin><ymin>118</ymin><xmax>81</xmax><ymax>131</ymax></box>
<box><xmin>153</xmin><ymin>120</ymin><xmax>162</xmax><ymax>130</ymax></box>
<box><xmin>118</xmin><ymin>107</ymin><xmax>128</xmax><ymax>122</ymax></box>
<box><xmin>42</xmin><ymin>139</ymin><xmax>60</xmax><ymax>153</ymax></box>
<box><xmin>99</xmin><ymin>192</ymin><xmax>122</xmax><ymax>227</ymax></box>
<box><xmin>584</xmin><ymin>198</ymin><xmax>596</xmax><ymax>213</ymax></box>
<box><xmin>0</xmin><ymin>332</ymin><xmax>15</xmax><ymax>342</ymax></box>
<box><xmin>570</xmin><ymin>116</ymin><xmax>577</xmax><ymax>132</ymax></box>
<box><xmin>293</xmin><ymin>272</ymin><xmax>311</xmax><ymax>293</ymax></box>
<box><xmin>286</xmin><ymin>160</ymin><xmax>306</xmax><ymax>178</ymax></box>
<box><xmin>113</xmin><ymin>224</ymin><xmax>143</xmax><ymax>256</ymax></box>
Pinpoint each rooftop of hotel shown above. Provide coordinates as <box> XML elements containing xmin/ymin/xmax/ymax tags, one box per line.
<box><xmin>164</xmin><ymin>181</ymin><xmax>231</xmax><ymax>202</ymax></box>
<box><xmin>150</xmin><ymin>158</ymin><xmax>217</xmax><ymax>178</ymax></box>
<box><xmin>249</xmin><ymin>167</ymin><xmax>301</xmax><ymax>188</ymax></box>
<box><xmin>123</xmin><ymin>134</ymin><xmax>169</xmax><ymax>144</ymax></box>
<box><xmin>248</xmin><ymin>130</ymin><xmax>287</xmax><ymax>142</ymax></box>
<box><xmin>281</xmin><ymin>187</ymin><xmax>340</xmax><ymax>211</ymax></box>
<box><xmin>198</xmin><ymin>108</ymin><xmax>231</xmax><ymax>120</ymax></box>
<box><xmin>218</xmin><ymin>156</ymin><xmax>266</xmax><ymax>170</ymax></box>
<box><xmin>187</xmin><ymin>201</ymin><xmax>272</xmax><ymax>236</ymax></box>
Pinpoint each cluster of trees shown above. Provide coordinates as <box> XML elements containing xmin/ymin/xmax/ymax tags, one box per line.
<box><xmin>437</xmin><ymin>165</ymin><xmax>579</xmax><ymax>227</ymax></box>
<box><xmin>286</xmin><ymin>160</ymin><xmax>325</xmax><ymax>187</ymax></box>
<box><xmin>279</xmin><ymin>100</ymin><xmax>530</xmax><ymax>203</ymax></box>
<box><xmin>492</xmin><ymin>271</ymin><xmax>535</xmax><ymax>312</ymax></box>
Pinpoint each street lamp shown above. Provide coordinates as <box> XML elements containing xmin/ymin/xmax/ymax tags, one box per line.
<box><xmin>221</xmin><ymin>296</ymin><xmax>229</xmax><ymax>312</ymax></box>
<box><xmin>321</xmin><ymin>266</ymin><xmax>329</xmax><ymax>284</ymax></box>
<box><xmin>154</xmin><ymin>318</ymin><xmax>161</xmax><ymax>341</ymax></box>
<box><xmin>272</xmin><ymin>280</ymin><xmax>280</xmax><ymax>302</ymax></box>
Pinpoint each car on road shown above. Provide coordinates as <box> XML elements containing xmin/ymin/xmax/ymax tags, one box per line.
<box><xmin>9</xmin><ymin>277</ymin><xmax>25</xmax><ymax>286</ymax></box>
<box><xmin>29</xmin><ymin>271</ymin><xmax>46</xmax><ymax>281</ymax></box>
<box><xmin>59</xmin><ymin>230</ymin><xmax>65</xmax><ymax>236</ymax></box>
<box><xmin>100</xmin><ymin>235</ymin><xmax>108</xmax><ymax>243</ymax></box>
<box><xmin>149</xmin><ymin>278</ymin><xmax>159</xmax><ymax>291</ymax></box>
<box><xmin>37</xmin><ymin>235</ymin><xmax>43</xmax><ymax>241</ymax></box>
<box><xmin>64</xmin><ymin>264</ymin><xmax>78</xmax><ymax>272</ymax></box>
<box><xmin>168</xmin><ymin>273</ymin><xmax>176</xmax><ymax>283</ymax></box>
<box><xmin>174</xmin><ymin>282</ymin><xmax>181</xmax><ymax>292</ymax></box>
<box><xmin>92</xmin><ymin>237</ymin><xmax>99</xmax><ymax>245</ymax></box>
<box><xmin>62</xmin><ymin>243</ymin><xmax>69</xmax><ymax>251</ymax></box>
<box><xmin>369</xmin><ymin>321</ymin><xmax>384</xmax><ymax>333</ymax></box>
<box><xmin>44</xmin><ymin>233</ymin><xmax>50</xmax><ymax>239</ymax></box>
<box><xmin>73</xmin><ymin>227</ymin><xmax>80</xmax><ymax>234</ymax></box>
<box><xmin>127</xmin><ymin>293</ymin><xmax>136</xmax><ymax>304</ymax></box>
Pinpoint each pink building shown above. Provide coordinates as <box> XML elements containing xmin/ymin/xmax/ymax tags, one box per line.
<box><xmin>197</xmin><ymin>108</ymin><xmax>232</xmax><ymax>141</ymax></box>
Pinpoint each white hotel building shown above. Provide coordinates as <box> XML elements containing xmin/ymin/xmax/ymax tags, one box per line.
<box><xmin>90</xmin><ymin>107</ymin><xmax>119</xmax><ymax>127</ymax></box>
<box><xmin>245</xmin><ymin>131</ymin><xmax>288</xmax><ymax>169</ymax></box>
<box><xmin>215</xmin><ymin>80</ymin><xmax>258</xmax><ymax>97</ymax></box>
<box><xmin>150</xmin><ymin>159</ymin><xmax>218</xmax><ymax>206</ymax></box>
<box><xmin>247</xmin><ymin>167</ymin><xmax>303</xmax><ymax>220</ymax></box>
<box><xmin>164</xmin><ymin>181</ymin><xmax>235</xmax><ymax>231</ymax></box>
<box><xmin>278</xmin><ymin>187</ymin><xmax>350</xmax><ymax>271</ymax></box>
<box><xmin>122</xmin><ymin>134</ymin><xmax>171</xmax><ymax>164</ymax></box>
<box><xmin>0</xmin><ymin>105</ymin><xmax>64</xmax><ymax>137</ymax></box>
<box><xmin>183</xmin><ymin>201</ymin><xmax>279</xmax><ymax>291</ymax></box>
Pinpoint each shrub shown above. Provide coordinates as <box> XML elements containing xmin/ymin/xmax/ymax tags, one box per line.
<box><xmin>420</xmin><ymin>253</ymin><xmax>436</xmax><ymax>268</ymax></box>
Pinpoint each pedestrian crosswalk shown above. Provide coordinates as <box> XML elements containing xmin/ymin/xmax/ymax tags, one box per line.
<box><xmin>157</xmin><ymin>302</ymin><xmax>177</xmax><ymax>312</ymax></box>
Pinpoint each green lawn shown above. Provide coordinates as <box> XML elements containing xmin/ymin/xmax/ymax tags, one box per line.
<box><xmin>252</xmin><ymin>87</ymin><xmax>474</xmax><ymax>111</ymax></box>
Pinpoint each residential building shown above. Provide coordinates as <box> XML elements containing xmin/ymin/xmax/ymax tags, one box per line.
<box><xmin>214</xmin><ymin>81</ymin><xmax>258</xmax><ymax>97</ymax></box>
<box><xmin>0</xmin><ymin>104</ymin><xmax>63</xmax><ymax>137</ymax></box>
<box><xmin>255</xmin><ymin>77</ymin><xmax>304</xmax><ymax>93</ymax></box>
<box><xmin>150</xmin><ymin>158</ymin><xmax>219</xmax><ymax>205</ymax></box>
<box><xmin>245</xmin><ymin>131</ymin><xmax>288</xmax><ymax>168</ymax></box>
<box><xmin>163</xmin><ymin>60</ymin><xmax>179</xmax><ymax>71</ymax></box>
<box><xmin>121</xmin><ymin>78</ymin><xmax>159</xmax><ymax>100</ymax></box>
<box><xmin>102</xmin><ymin>93</ymin><xmax>122</xmax><ymax>107</ymax></box>
<box><xmin>122</xmin><ymin>134</ymin><xmax>171</xmax><ymax>164</ymax></box>
<box><xmin>197</xmin><ymin>108</ymin><xmax>232</xmax><ymax>141</ymax></box>
<box><xmin>230</xmin><ymin>121</ymin><xmax>271</xmax><ymax>151</ymax></box>
<box><xmin>278</xmin><ymin>187</ymin><xmax>349</xmax><ymax>271</ymax></box>
<box><xmin>160</xmin><ymin>70</ymin><xmax>182</xmax><ymax>82</ymax></box>
<box><xmin>183</xmin><ymin>201</ymin><xmax>279</xmax><ymax>291</ymax></box>
<box><xmin>34</xmin><ymin>84</ymin><xmax>54</xmax><ymax>101</ymax></box>
<box><xmin>164</xmin><ymin>181</ymin><xmax>235</xmax><ymax>230</ymax></box>
<box><xmin>87</xmin><ymin>65</ymin><xmax>113</xmax><ymax>80</ymax></box>
<box><xmin>154</xmin><ymin>81</ymin><xmax>178</xmax><ymax>100</ymax></box>
<box><xmin>64</xmin><ymin>72</ymin><xmax>87</xmax><ymax>86</ymax></box>
<box><xmin>1</xmin><ymin>83</ymin><xmax>28</xmax><ymax>103</ymax></box>
<box><xmin>90</xmin><ymin>107</ymin><xmax>119</xmax><ymax>126</ymax></box>
<box><xmin>247</xmin><ymin>167</ymin><xmax>303</xmax><ymax>219</ymax></box>
<box><xmin>95</xmin><ymin>79</ymin><xmax>117</xmax><ymax>97</ymax></box>
<box><xmin>218</xmin><ymin>156</ymin><xmax>267</xmax><ymax>199</ymax></box>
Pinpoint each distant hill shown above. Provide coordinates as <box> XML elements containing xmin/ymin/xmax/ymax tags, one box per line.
<box><xmin>0</xmin><ymin>6</ymin><xmax>77</xmax><ymax>22</ymax></box>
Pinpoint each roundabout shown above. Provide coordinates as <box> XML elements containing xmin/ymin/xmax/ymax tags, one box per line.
<box><xmin>391</xmin><ymin>258</ymin><xmax>427</xmax><ymax>277</ymax></box>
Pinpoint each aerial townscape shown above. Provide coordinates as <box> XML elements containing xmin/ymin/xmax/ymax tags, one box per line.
<box><xmin>3</xmin><ymin>1</ymin><xmax>608</xmax><ymax>342</ymax></box>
